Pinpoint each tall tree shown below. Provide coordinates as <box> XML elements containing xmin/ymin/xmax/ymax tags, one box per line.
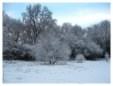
<box><xmin>87</xmin><ymin>20</ymin><xmax>110</xmax><ymax>55</ymax></box>
<box><xmin>22</xmin><ymin>4</ymin><xmax>55</xmax><ymax>44</ymax></box>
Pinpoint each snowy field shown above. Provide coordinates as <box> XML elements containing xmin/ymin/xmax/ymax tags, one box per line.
<box><xmin>3</xmin><ymin>60</ymin><xmax>110</xmax><ymax>83</ymax></box>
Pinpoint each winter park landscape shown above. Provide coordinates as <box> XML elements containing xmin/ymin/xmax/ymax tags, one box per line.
<box><xmin>3</xmin><ymin>3</ymin><xmax>110</xmax><ymax>83</ymax></box>
<box><xmin>3</xmin><ymin>60</ymin><xmax>110</xmax><ymax>83</ymax></box>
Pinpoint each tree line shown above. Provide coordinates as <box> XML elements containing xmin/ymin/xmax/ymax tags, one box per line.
<box><xmin>3</xmin><ymin>4</ymin><xmax>110</xmax><ymax>63</ymax></box>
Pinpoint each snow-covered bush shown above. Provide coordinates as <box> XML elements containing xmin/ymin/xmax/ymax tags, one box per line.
<box><xmin>3</xmin><ymin>44</ymin><xmax>35</xmax><ymax>61</ymax></box>
<box><xmin>32</xmin><ymin>41</ymin><xmax>71</xmax><ymax>62</ymax></box>
<box><xmin>69</xmin><ymin>37</ymin><xmax>103</xmax><ymax>60</ymax></box>
<box><xmin>84</xmin><ymin>40</ymin><xmax>103</xmax><ymax>60</ymax></box>
<box><xmin>31</xmin><ymin>32</ymin><xmax>71</xmax><ymax>63</ymax></box>
<box><xmin>75</xmin><ymin>54</ymin><xmax>86</xmax><ymax>63</ymax></box>
<box><xmin>105</xmin><ymin>52</ymin><xmax>110</xmax><ymax>61</ymax></box>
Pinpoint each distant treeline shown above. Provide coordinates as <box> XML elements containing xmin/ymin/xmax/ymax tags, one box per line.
<box><xmin>3</xmin><ymin>4</ymin><xmax>110</xmax><ymax>63</ymax></box>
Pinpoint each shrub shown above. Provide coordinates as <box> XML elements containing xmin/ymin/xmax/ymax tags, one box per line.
<box><xmin>3</xmin><ymin>44</ymin><xmax>35</xmax><ymax>61</ymax></box>
<box><xmin>75</xmin><ymin>54</ymin><xmax>86</xmax><ymax>63</ymax></box>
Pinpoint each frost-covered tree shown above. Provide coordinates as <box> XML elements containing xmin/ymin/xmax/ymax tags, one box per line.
<box><xmin>31</xmin><ymin>28</ymin><xmax>71</xmax><ymax>63</ymax></box>
<box><xmin>60</xmin><ymin>22</ymin><xmax>104</xmax><ymax>60</ymax></box>
<box><xmin>60</xmin><ymin>23</ymin><xmax>86</xmax><ymax>60</ymax></box>
<box><xmin>71</xmin><ymin>25</ymin><xmax>84</xmax><ymax>37</ymax></box>
<box><xmin>22</xmin><ymin>4</ymin><xmax>56</xmax><ymax>44</ymax></box>
<box><xmin>87</xmin><ymin>20</ymin><xmax>110</xmax><ymax>56</ymax></box>
<box><xmin>3</xmin><ymin>12</ymin><xmax>34</xmax><ymax>60</ymax></box>
<box><xmin>3</xmin><ymin>12</ymin><xmax>25</xmax><ymax>46</ymax></box>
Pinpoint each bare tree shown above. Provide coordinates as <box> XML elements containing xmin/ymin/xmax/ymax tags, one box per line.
<box><xmin>22</xmin><ymin>4</ymin><xmax>55</xmax><ymax>44</ymax></box>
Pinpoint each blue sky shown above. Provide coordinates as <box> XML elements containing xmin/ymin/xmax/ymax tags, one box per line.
<box><xmin>3</xmin><ymin>3</ymin><xmax>110</xmax><ymax>28</ymax></box>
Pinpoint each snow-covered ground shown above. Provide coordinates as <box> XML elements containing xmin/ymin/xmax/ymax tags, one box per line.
<box><xmin>3</xmin><ymin>60</ymin><xmax>110</xmax><ymax>83</ymax></box>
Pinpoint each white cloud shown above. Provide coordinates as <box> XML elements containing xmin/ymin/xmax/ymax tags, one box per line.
<box><xmin>6</xmin><ymin>11</ymin><xmax>16</xmax><ymax>18</ymax></box>
<box><xmin>5</xmin><ymin>11</ymin><xmax>21</xmax><ymax>20</ymax></box>
<box><xmin>54</xmin><ymin>10</ymin><xmax>110</xmax><ymax>28</ymax></box>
